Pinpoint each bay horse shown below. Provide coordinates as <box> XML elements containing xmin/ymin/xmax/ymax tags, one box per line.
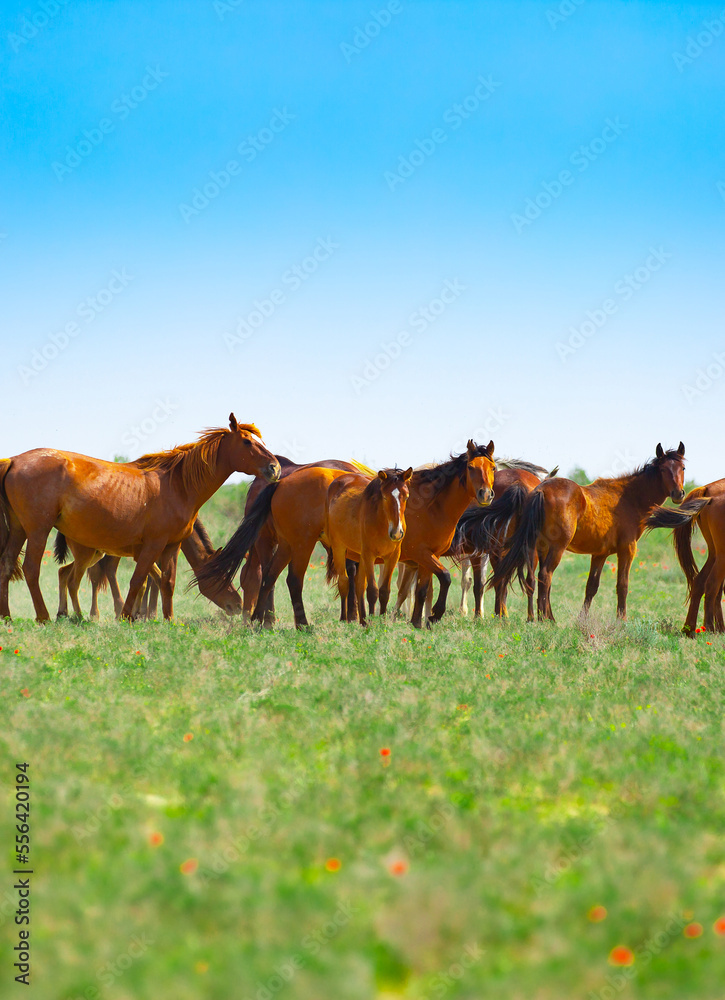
<box><xmin>324</xmin><ymin>467</ymin><xmax>412</xmax><ymax>625</ymax></box>
<box><xmin>0</xmin><ymin>415</ymin><xmax>280</xmax><ymax>622</ymax></box>
<box><xmin>646</xmin><ymin>479</ymin><xmax>724</xmax><ymax>633</ymax></box>
<box><xmin>237</xmin><ymin>456</ymin><xmax>365</xmax><ymax>623</ymax></box>
<box><xmin>398</xmin><ymin>459</ymin><xmax>557</xmax><ymax>619</ymax></box>
<box><xmin>196</xmin><ymin>440</ymin><xmax>495</xmax><ymax>629</ymax></box>
<box><xmin>56</xmin><ymin>518</ymin><xmax>242</xmax><ymax>619</ymax></box>
<box><xmin>492</xmin><ymin>443</ymin><xmax>687</xmax><ymax>622</ymax></box>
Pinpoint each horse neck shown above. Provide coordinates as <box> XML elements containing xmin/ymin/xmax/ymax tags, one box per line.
<box><xmin>430</xmin><ymin>475</ymin><xmax>472</xmax><ymax>522</ymax></box>
<box><xmin>620</xmin><ymin>470</ymin><xmax>667</xmax><ymax>514</ymax></box>
<box><xmin>181</xmin><ymin>439</ymin><xmax>235</xmax><ymax>511</ymax></box>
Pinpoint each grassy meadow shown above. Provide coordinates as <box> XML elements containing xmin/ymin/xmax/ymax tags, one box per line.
<box><xmin>2</xmin><ymin>482</ymin><xmax>725</xmax><ymax>999</ymax></box>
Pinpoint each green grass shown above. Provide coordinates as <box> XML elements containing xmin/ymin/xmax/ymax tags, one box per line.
<box><xmin>1</xmin><ymin>485</ymin><xmax>725</xmax><ymax>999</ymax></box>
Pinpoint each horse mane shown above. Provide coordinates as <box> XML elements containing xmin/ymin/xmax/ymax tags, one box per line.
<box><xmin>412</xmin><ymin>446</ymin><xmax>491</xmax><ymax>498</ymax></box>
<box><xmin>496</xmin><ymin>457</ymin><xmax>549</xmax><ymax>479</ymax></box>
<box><xmin>133</xmin><ymin>425</ymin><xmax>259</xmax><ymax>492</ymax></box>
<box><xmin>590</xmin><ymin>450</ymin><xmax>683</xmax><ymax>488</ymax></box>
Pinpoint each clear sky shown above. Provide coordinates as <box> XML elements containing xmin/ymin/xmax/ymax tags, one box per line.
<box><xmin>3</xmin><ymin>0</ymin><xmax>725</xmax><ymax>483</ymax></box>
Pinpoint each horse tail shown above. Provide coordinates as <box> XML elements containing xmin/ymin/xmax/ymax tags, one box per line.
<box><xmin>452</xmin><ymin>481</ymin><xmax>530</xmax><ymax>560</ymax></box>
<box><xmin>0</xmin><ymin>460</ymin><xmax>22</xmax><ymax>582</ymax></box>
<box><xmin>646</xmin><ymin>492</ymin><xmax>711</xmax><ymax>595</ymax></box>
<box><xmin>546</xmin><ymin>466</ymin><xmax>559</xmax><ymax>479</ymax></box>
<box><xmin>326</xmin><ymin>546</ymin><xmax>338</xmax><ymax>585</ymax></box>
<box><xmin>54</xmin><ymin>531</ymin><xmax>70</xmax><ymax>564</ymax></box>
<box><xmin>193</xmin><ymin>517</ymin><xmax>215</xmax><ymax>555</ymax></box>
<box><xmin>89</xmin><ymin>556</ymin><xmax>110</xmax><ymax>593</ymax></box>
<box><xmin>491</xmin><ymin>488</ymin><xmax>546</xmax><ymax>593</ymax></box>
<box><xmin>194</xmin><ymin>482</ymin><xmax>278</xmax><ymax>592</ymax></box>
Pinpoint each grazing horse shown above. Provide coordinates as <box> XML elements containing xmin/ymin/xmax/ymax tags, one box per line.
<box><xmin>492</xmin><ymin>443</ymin><xmax>687</xmax><ymax>622</ymax></box>
<box><xmin>324</xmin><ymin>467</ymin><xmax>412</xmax><ymax>624</ymax></box>
<box><xmin>56</xmin><ymin>519</ymin><xmax>242</xmax><ymax>619</ymax></box>
<box><xmin>0</xmin><ymin>415</ymin><xmax>280</xmax><ymax>621</ymax></box>
<box><xmin>646</xmin><ymin>479</ymin><xmax>725</xmax><ymax>633</ymax></box>
<box><xmin>238</xmin><ymin>456</ymin><xmax>365</xmax><ymax>622</ymax></box>
<box><xmin>197</xmin><ymin>440</ymin><xmax>495</xmax><ymax>629</ymax></box>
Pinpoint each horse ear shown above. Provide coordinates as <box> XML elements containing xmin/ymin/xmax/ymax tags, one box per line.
<box><xmin>378</xmin><ymin>469</ymin><xmax>387</xmax><ymax>481</ymax></box>
<box><xmin>655</xmin><ymin>443</ymin><xmax>664</xmax><ymax>459</ymax></box>
<box><xmin>678</xmin><ymin>441</ymin><xmax>685</xmax><ymax>456</ymax></box>
<box><xmin>466</xmin><ymin>439</ymin><xmax>476</xmax><ymax>458</ymax></box>
<box><xmin>486</xmin><ymin>440</ymin><xmax>495</xmax><ymax>458</ymax></box>
<box><xmin>403</xmin><ymin>467</ymin><xmax>413</xmax><ymax>481</ymax></box>
<box><xmin>229</xmin><ymin>413</ymin><xmax>238</xmax><ymax>432</ymax></box>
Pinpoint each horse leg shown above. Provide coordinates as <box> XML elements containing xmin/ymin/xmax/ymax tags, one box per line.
<box><xmin>87</xmin><ymin>561</ymin><xmax>105</xmax><ymax>620</ymax></box>
<box><xmin>378</xmin><ymin>552</ymin><xmax>399</xmax><ymax>615</ymax></box>
<box><xmin>459</xmin><ymin>558</ymin><xmax>472</xmax><ymax>615</ymax></box>
<box><xmin>582</xmin><ymin>553</ymin><xmax>608</xmax><ymax>617</ymax></box>
<box><xmin>363</xmin><ymin>553</ymin><xmax>378</xmax><ymax>619</ymax></box>
<box><xmin>526</xmin><ymin>553</ymin><xmax>538</xmax><ymax>621</ymax></box>
<box><xmin>425</xmin><ymin>579</ymin><xmax>434</xmax><ymax>619</ymax></box>
<box><xmin>121</xmin><ymin>546</ymin><xmax>166</xmax><ymax>620</ymax></box>
<box><xmin>428</xmin><ymin>556</ymin><xmax>452</xmax><ymax>623</ymax></box>
<box><xmin>240</xmin><ymin>545</ymin><xmax>262</xmax><ymax>623</ymax></box>
<box><xmin>537</xmin><ymin>546</ymin><xmax>564</xmax><ymax>623</ymax></box>
<box><xmin>615</xmin><ymin>542</ymin><xmax>637</xmax><ymax>620</ymax></box>
<box><xmin>472</xmin><ymin>554</ymin><xmax>489</xmax><ymax>618</ymax></box>
<box><xmin>157</xmin><ymin>549</ymin><xmax>178</xmax><ymax>621</ymax></box>
<box><xmin>394</xmin><ymin>563</ymin><xmax>415</xmax><ymax>617</ymax></box>
<box><xmin>22</xmin><ymin>532</ymin><xmax>52</xmax><ymax>623</ymax></box>
<box><xmin>57</xmin><ymin>563</ymin><xmax>73</xmax><ymax>618</ymax></box>
<box><xmin>355</xmin><ymin>556</ymin><xmax>370</xmax><ymax>627</ymax></box>
<box><xmin>332</xmin><ymin>543</ymin><xmax>350</xmax><ymax>622</ymax></box>
<box><xmin>345</xmin><ymin>559</ymin><xmax>358</xmax><ymax>620</ymax></box>
<box><xmin>0</xmin><ymin>520</ymin><xmax>26</xmax><ymax>620</ymax></box>
<box><xmin>411</xmin><ymin>570</ymin><xmax>432</xmax><ymax>629</ymax></box>
<box><xmin>286</xmin><ymin>542</ymin><xmax>317</xmax><ymax>629</ymax></box>
<box><xmin>253</xmin><ymin>543</ymin><xmax>292</xmax><ymax>628</ymax></box>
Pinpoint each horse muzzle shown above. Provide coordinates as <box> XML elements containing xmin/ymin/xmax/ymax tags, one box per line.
<box><xmin>670</xmin><ymin>488</ymin><xmax>685</xmax><ymax>505</ymax></box>
<box><xmin>389</xmin><ymin>527</ymin><xmax>405</xmax><ymax>541</ymax></box>
<box><xmin>264</xmin><ymin>462</ymin><xmax>282</xmax><ymax>483</ymax></box>
<box><xmin>477</xmin><ymin>488</ymin><xmax>494</xmax><ymax>507</ymax></box>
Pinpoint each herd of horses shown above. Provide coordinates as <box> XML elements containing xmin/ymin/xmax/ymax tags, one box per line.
<box><xmin>0</xmin><ymin>419</ymin><xmax>722</xmax><ymax>634</ymax></box>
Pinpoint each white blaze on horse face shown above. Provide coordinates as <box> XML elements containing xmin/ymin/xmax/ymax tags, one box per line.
<box><xmin>388</xmin><ymin>487</ymin><xmax>404</xmax><ymax>537</ymax></box>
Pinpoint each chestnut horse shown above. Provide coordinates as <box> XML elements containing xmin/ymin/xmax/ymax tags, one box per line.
<box><xmin>324</xmin><ymin>467</ymin><xmax>412</xmax><ymax>624</ymax></box>
<box><xmin>492</xmin><ymin>444</ymin><xmax>687</xmax><ymax>622</ymax></box>
<box><xmin>646</xmin><ymin>480</ymin><xmax>725</xmax><ymax>633</ymax></box>
<box><xmin>197</xmin><ymin>440</ymin><xmax>495</xmax><ymax>629</ymax></box>
<box><xmin>56</xmin><ymin>518</ymin><xmax>242</xmax><ymax>619</ymax></box>
<box><xmin>0</xmin><ymin>415</ymin><xmax>280</xmax><ymax>621</ymax></box>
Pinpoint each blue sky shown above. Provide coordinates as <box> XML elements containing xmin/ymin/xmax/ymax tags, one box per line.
<box><xmin>3</xmin><ymin>0</ymin><xmax>725</xmax><ymax>482</ymax></box>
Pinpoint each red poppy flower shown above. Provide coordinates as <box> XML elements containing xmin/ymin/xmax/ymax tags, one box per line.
<box><xmin>609</xmin><ymin>946</ymin><xmax>634</xmax><ymax>966</ymax></box>
<box><xmin>389</xmin><ymin>860</ymin><xmax>408</xmax><ymax>876</ymax></box>
<box><xmin>20</xmin><ymin>688</ymin><xmax>30</xmax><ymax>698</ymax></box>
<box><xmin>325</xmin><ymin>858</ymin><xmax>341</xmax><ymax>872</ymax></box>
<box><xmin>713</xmin><ymin>916</ymin><xmax>725</xmax><ymax>935</ymax></box>
<box><xmin>149</xmin><ymin>832</ymin><xmax>164</xmax><ymax>847</ymax></box>
<box><xmin>180</xmin><ymin>858</ymin><xmax>198</xmax><ymax>874</ymax></box>
<box><xmin>183</xmin><ymin>733</ymin><xmax>193</xmax><ymax>742</ymax></box>
<box><xmin>588</xmin><ymin>905</ymin><xmax>607</xmax><ymax>922</ymax></box>
<box><xmin>380</xmin><ymin>748</ymin><xmax>391</xmax><ymax>757</ymax></box>
<box><xmin>684</xmin><ymin>922</ymin><xmax>703</xmax><ymax>938</ymax></box>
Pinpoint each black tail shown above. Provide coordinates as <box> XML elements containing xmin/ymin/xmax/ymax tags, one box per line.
<box><xmin>325</xmin><ymin>546</ymin><xmax>337</xmax><ymax>586</ymax></box>
<box><xmin>646</xmin><ymin>495</ymin><xmax>710</xmax><ymax>595</ymax></box>
<box><xmin>193</xmin><ymin>482</ymin><xmax>278</xmax><ymax>592</ymax></box>
<box><xmin>192</xmin><ymin>517</ymin><xmax>215</xmax><ymax>555</ymax></box>
<box><xmin>490</xmin><ymin>488</ymin><xmax>546</xmax><ymax>593</ymax></box>
<box><xmin>54</xmin><ymin>531</ymin><xmax>70</xmax><ymax>565</ymax></box>
<box><xmin>452</xmin><ymin>481</ymin><xmax>530</xmax><ymax>560</ymax></box>
<box><xmin>0</xmin><ymin>459</ymin><xmax>23</xmax><ymax>582</ymax></box>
